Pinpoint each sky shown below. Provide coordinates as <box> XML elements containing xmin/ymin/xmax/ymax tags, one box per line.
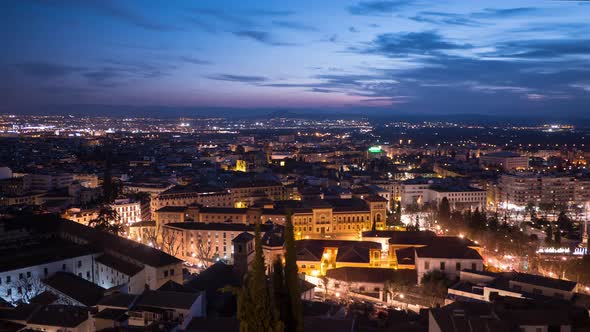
<box><xmin>1</xmin><ymin>0</ymin><xmax>590</xmax><ymax>116</ymax></box>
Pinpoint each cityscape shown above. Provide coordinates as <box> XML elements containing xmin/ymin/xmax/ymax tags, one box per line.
<box><xmin>2</xmin><ymin>1</ymin><xmax>590</xmax><ymax>332</ymax></box>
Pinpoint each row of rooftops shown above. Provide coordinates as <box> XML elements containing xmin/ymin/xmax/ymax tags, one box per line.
<box><xmin>0</xmin><ymin>214</ymin><xmax>182</xmax><ymax>271</ymax></box>
<box><xmin>155</xmin><ymin>196</ymin><xmax>387</xmax><ymax>215</ymax></box>
<box><xmin>362</xmin><ymin>230</ymin><xmax>479</xmax><ymax>247</ymax></box>
<box><xmin>0</xmin><ymin>275</ymin><xmax>204</xmax><ymax>329</ymax></box>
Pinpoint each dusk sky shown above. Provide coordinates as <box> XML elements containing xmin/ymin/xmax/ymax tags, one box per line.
<box><xmin>2</xmin><ymin>0</ymin><xmax>590</xmax><ymax>116</ymax></box>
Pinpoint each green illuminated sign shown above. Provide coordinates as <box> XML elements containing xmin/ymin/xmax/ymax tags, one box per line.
<box><xmin>368</xmin><ymin>146</ymin><xmax>383</xmax><ymax>153</ymax></box>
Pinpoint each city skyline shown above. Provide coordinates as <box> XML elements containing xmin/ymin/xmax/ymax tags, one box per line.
<box><xmin>2</xmin><ymin>0</ymin><xmax>590</xmax><ymax>116</ymax></box>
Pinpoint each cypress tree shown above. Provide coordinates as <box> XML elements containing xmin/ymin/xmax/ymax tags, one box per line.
<box><xmin>237</xmin><ymin>222</ymin><xmax>283</xmax><ymax>332</ymax></box>
<box><xmin>438</xmin><ymin>197</ymin><xmax>451</xmax><ymax>225</ymax></box>
<box><xmin>283</xmin><ymin>213</ymin><xmax>303</xmax><ymax>332</ymax></box>
<box><xmin>395</xmin><ymin>201</ymin><xmax>402</xmax><ymax>225</ymax></box>
<box><xmin>102</xmin><ymin>142</ymin><xmax>114</xmax><ymax>203</ymax></box>
<box><xmin>272</xmin><ymin>259</ymin><xmax>287</xmax><ymax>323</ymax></box>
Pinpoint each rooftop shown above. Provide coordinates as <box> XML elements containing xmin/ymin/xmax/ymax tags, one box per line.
<box><xmin>134</xmin><ymin>290</ymin><xmax>201</xmax><ymax>310</ymax></box>
<box><xmin>326</xmin><ymin>267</ymin><xmax>416</xmax><ymax>284</ymax></box>
<box><xmin>44</xmin><ymin>272</ymin><xmax>105</xmax><ymax>307</ymax></box>
<box><xmin>95</xmin><ymin>254</ymin><xmax>144</xmax><ymax>276</ymax></box>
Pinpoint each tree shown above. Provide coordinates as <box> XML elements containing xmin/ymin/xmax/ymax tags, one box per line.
<box><xmin>102</xmin><ymin>143</ymin><xmax>114</xmax><ymax>204</ymax></box>
<box><xmin>283</xmin><ymin>213</ymin><xmax>303</xmax><ymax>332</ymax></box>
<box><xmin>236</xmin><ymin>222</ymin><xmax>283</xmax><ymax>332</ymax></box>
<box><xmin>195</xmin><ymin>237</ymin><xmax>216</xmax><ymax>268</ymax></box>
<box><xmin>438</xmin><ymin>197</ymin><xmax>451</xmax><ymax>225</ymax></box>
<box><xmin>385</xmin><ymin>272</ymin><xmax>411</xmax><ymax>303</ymax></box>
<box><xmin>161</xmin><ymin>227</ymin><xmax>183</xmax><ymax>257</ymax></box>
<box><xmin>544</xmin><ymin>225</ymin><xmax>553</xmax><ymax>243</ymax></box>
<box><xmin>554</xmin><ymin>227</ymin><xmax>562</xmax><ymax>244</ymax></box>
<box><xmin>525</xmin><ymin>202</ymin><xmax>537</xmax><ymax>221</ymax></box>
<box><xmin>556</xmin><ymin>211</ymin><xmax>573</xmax><ymax>233</ymax></box>
<box><xmin>420</xmin><ymin>270</ymin><xmax>452</xmax><ymax>307</ymax></box>
<box><xmin>395</xmin><ymin>201</ymin><xmax>402</xmax><ymax>225</ymax></box>
<box><xmin>272</xmin><ymin>259</ymin><xmax>288</xmax><ymax>324</ymax></box>
<box><xmin>2</xmin><ymin>275</ymin><xmax>45</xmax><ymax>305</ymax></box>
<box><xmin>88</xmin><ymin>205</ymin><xmax>123</xmax><ymax>236</ymax></box>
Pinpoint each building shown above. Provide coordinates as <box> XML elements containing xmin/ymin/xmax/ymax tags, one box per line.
<box><xmin>429</xmin><ymin>296</ymin><xmax>590</xmax><ymax>332</ymax></box>
<box><xmin>160</xmin><ymin>222</ymin><xmax>280</xmax><ymax>267</ymax></box>
<box><xmin>448</xmin><ymin>269</ymin><xmax>579</xmax><ymax>303</ymax></box>
<box><xmin>414</xmin><ymin>244</ymin><xmax>484</xmax><ymax>284</ymax></box>
<box><xmin>127</xmin><ymin>290</ymin><xmax>205</xmax><ymax>329</ymax></box>
<box><xmin>294</xmin><ymin>239</ymin><xmax>386</xmax><ymax>276</ymax></box>
<box><xmin>0</xmin><ymin>215</ymin><xmax>183</xmax><ymax>304</ymax></box>
<box><xmin>362</xmin><ymin>231</ymin><xmax>483</xmax><ymax>276</ymax></box>
<box><xmin>110</xmin><ymin>199</ymin><xmax>142</xmax><ymax>225</ymax></box>
<box><xmin>151</xmin><ymin>185</ymin><xmax>233</xmax><ymax>216</ymax></box>
<box><xmin>325</xmin><ymin>267</ymin><xmax>416</xmax><ymax>302</ymax></box>
<box><xmin>267</xmin><ymin>196</ymin><xmax>387</xmax><ymax>239</ymax></box>
<box><xmin>401</xmin><ymin>179</ymin><xmax>486</xmax><ymax>211</ymax></box>
<box><xmin>62</xmin><ymin>207</ymin><xmax>99</xmax><ymax>225</ymax></box>
<box><xmin>498</xmin><ymin>173</ymin><xmax>577</xmax><ymax>208</ymax></box>
<box><xmin>479</xmin><ymin>151</ymin><xmax>529</xmax><ymax>171</ymax></box>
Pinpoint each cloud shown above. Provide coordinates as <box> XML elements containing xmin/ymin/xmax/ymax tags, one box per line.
<box><xmin>349</xmin><ymin>26</ymin><xmax>360</xmax><ymax>33</ymax></box>
<box><xmin>309</xmin><ymin>88</ymin><xmax>336</xmax><ymax>93</ymax></box>
<box><xmin>82</xmin><ymin>59</ymin><xmax>174</xmax><ymax>86</ymax></box>
<box><xmin>349</xmin><ymin>1</ymin><xmax>414</xmax><ymax>16</ymax></box>
<box><xmin>571</xmin><ymin>83</ymin><xmax>590</xmax><ymax>92</ymax></box>
<box><xmin>95</xmin><ymin>2</ymin><xmax>180</xmax><ymax>31</ymax></box>
<box><xmin>179</xmin><ymin>56</ymin><xmax>211</xmax><ymax>65</ymax></box>
<box><xmin>472</xmin><ymin>7</ymin><xmax>538</xmax><ymax>19</ymax></box>
<box><xmin>233</xmin><ymin>30</ymin><xmax>294</xmax><ymax>46</ymax></box>
<box><xmin>207</xmin><ymin>74</ymin><xmax>269</xmax><ymax>82</ymax></box>
<box><xmin>358</xmin><ymin>31</ymin><xmax>471</xmax><ymax>56</ymax></box>
<box><xmin>32</xmin><ymin>0</ymin><xmax>180</xmax><ymax>31</ymax></box>
<box><xmin>191</xmin><ymin>8</ymin><xmax>293</xmax><ymax>28</ymax></box>
<box><xmin>272</xmin><ymin>20</ymin><xmax>317</xmax><ymax>32</ymax></box>
<box><xmin>409</xmin><ymin>11</ymin><xmax>483</xmax><ymax>27</ymax></box>
<box><xmin>14</xmin><ymin>62</ymin><xmax>83</xmax><ymax>78</ymax></box>
<box><xmin>192</xmin><ymin>8</ymin><xmax>253</xmax><ymax>26</ymax></box>
<box><xmin>490</xmin><ymin>39</ymin><xmax>590</xmax><ymax>59</ymax></box>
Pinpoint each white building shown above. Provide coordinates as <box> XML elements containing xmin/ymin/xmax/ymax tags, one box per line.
<box><xmin>111</xmin><ymin>199</ymin><xmax>142</xmax><ymax>224</ymax></box>
<box><xmin>480</xmin><ymin>151</ymin><xmax>529</xmax><ymax>171</ymax></box>
<box><xmin>401</xmin><ymin>179</ymin><xmax>487</xmax><ymax>211</ymax></box>
<box><xmin>415</xmin><ymin>245</ymin><xmax>484</xmax><ymax>284</ymax></box>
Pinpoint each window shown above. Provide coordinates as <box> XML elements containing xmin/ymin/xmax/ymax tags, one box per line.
<box><xmin>456</xmin><ymin>262</ymin><xmax>461</xmax><ymax>271</ymax></box>
<box><xmin>62</xmin><ymin>264</ymin><xmax>66</xmax><ymax>271</ymax></box>
<box><xmin>170</xmin><ymin>269</ymin><xmax>175</xmax><ymax>276</ymax></box>
<box><xmin>164</xmin><ymin>270</ymin><xmax>169</xmax><ymax>278</ymax></box>
<box><xmin>471</xmin><ymin>263</ymin><xmax>477</xmax><ymax>270</ymax></box>
<box><xmin>86</xmin><ymin>271</ymin><xmax>90</xmax><ymax>279</ymax></box>
<box><xmin>359</xmin><ymin>286</ymin><xmax>366</xmax><ymax>291</ymax></box>
<box><xmin>6</xmin><ymin>289</ymin><xmax>11</xmax><ymax>296</ymax></box>
<box><xmin>424</xmin><ymin>261</ymin><xmax>430</xmax><ymax>270</ymax></box>
<box><xmin>26</xmin><ymin>272</ymin><xmax>31</xmax><ymax>278</ymax></box>
<box><xmin>6</xmin><ymin>276</ymin><xmax>10</xmax><ymax>283</ymax></box>
<box><xmin>19</xmin><ymin>273</ymin><xmax>23</xmax><ymax>280</ymax></box>
<box><xmin>78</xmin><ymin>260</ymin><xmax>82</xmax><ymax>268</ymax></box>
<box><xmin>440</xmin><ymin>262</ymin><xmax>445</xmax><ymax>270</ymax></box>
<box><xmin>374</xmin><ymin>287</ymin><xmax>380</xmax><ymax>292</ymax></box>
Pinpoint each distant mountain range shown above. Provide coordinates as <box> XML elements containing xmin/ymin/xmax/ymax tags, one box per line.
<box><xmin>1</xmin><ymin>104</ymin><xmax>587</xmax><ymax>126</ymax></box>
